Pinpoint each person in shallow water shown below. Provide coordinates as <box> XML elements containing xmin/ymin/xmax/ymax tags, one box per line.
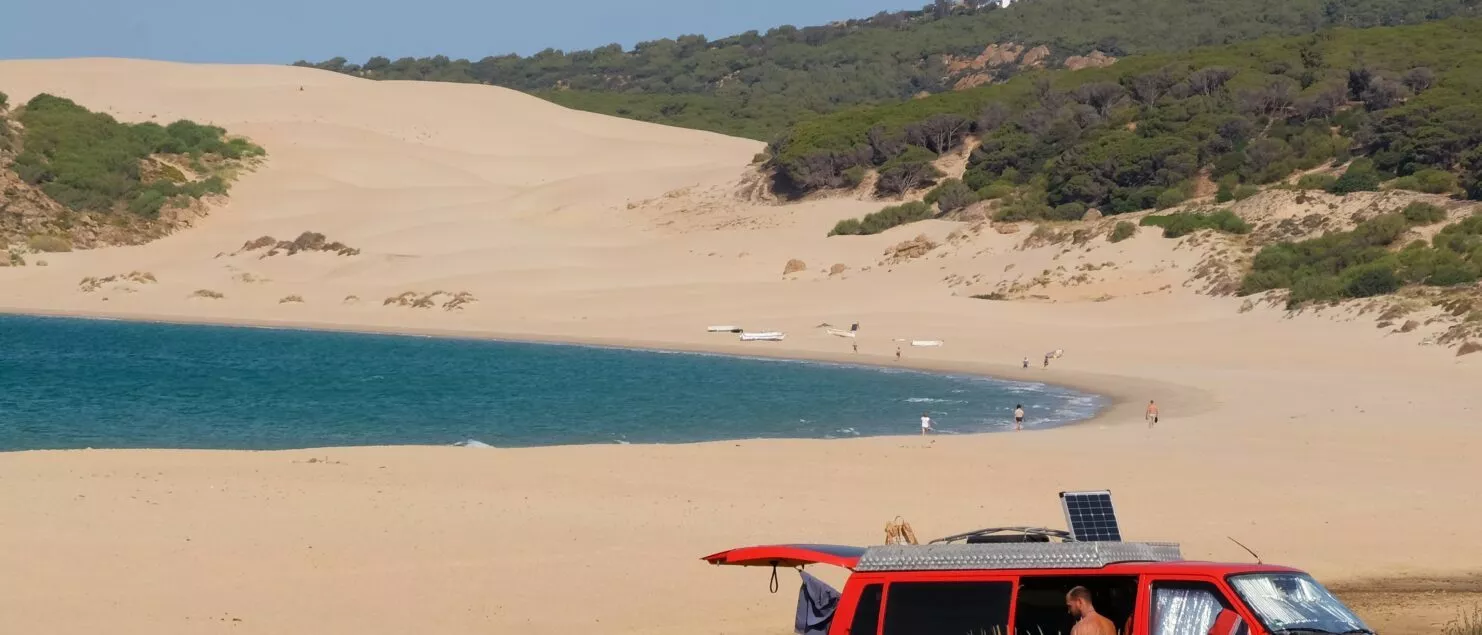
<box><xmin>920</xmin><ymin>411</ymin><xmax>934</xmax><ymax>435</ymax></box>
<box><xmin>1014</xmin><ymin>404</ymin><xmax>1025</xmax><ymax>431</ymax></box>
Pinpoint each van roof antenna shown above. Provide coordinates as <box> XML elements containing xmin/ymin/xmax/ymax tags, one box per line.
<box><xmin>1227</xmin><ymin>536</ymin><xmax>1262</xmax><ymax>564</ymax></box>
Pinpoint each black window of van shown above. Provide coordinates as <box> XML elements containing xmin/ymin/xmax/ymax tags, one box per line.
<box><xmin>882</xmin><ymin>581</ymin><xmax>1012</xmax><ymax>635</ymax></box>
<box><xmin>848</xmin><ymin>584</ymin><xmax>882</xmax><ymax>635</ymax></box>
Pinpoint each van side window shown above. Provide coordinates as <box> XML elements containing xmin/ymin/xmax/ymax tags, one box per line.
<box><xmin>1151</xmin><ymin>581</ymin><xmax>1238</xmax><ymax>635</ymax></box>
<box><xmin>1015</xmin><ymin>575</ymin><xmax>1138</xmax><ymax>635</ymax></box>
<box><xmin>882</xmin><ymin>581</ymin><xmax>1012</xmax><ymax>635</ymax></box>
<box><xmin>848</xmin><ymin>584</ymin><xmax>882</xmax><ymax>635</ymax></box>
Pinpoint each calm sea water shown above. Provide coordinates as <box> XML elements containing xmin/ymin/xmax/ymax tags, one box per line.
<box><xmin>0</xmin><ymin>315</ymin><xmax>1104</xmax><ymax>451</ymax></box>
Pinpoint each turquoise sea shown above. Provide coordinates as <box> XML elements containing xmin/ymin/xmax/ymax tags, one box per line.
<box><xmin>0</xmin><ymin>315</ymin><xmax>1104</xmax><ymax>451</ymax></box>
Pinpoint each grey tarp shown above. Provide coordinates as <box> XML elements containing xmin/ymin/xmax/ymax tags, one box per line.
<box><xmin>795</xmin><ymin>570</ymin><xmax>841</xmax><ymax>635</ymax></box>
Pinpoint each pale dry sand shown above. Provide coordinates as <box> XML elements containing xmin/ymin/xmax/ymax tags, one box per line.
<box><xmin>2</xmin><ymin>59</ymin><xmax>1481</xmax><ymax>634</ymax></box>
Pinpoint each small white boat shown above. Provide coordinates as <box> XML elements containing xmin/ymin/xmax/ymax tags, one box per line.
<box><xmin>825</xmin><ymin>328</ymin><xmax>857</xmax><ymax>338</ymax></box>
<box><xmin>707</xmin><ymin>325</ymin><xmax>743</xmax><ymax>333</ymax></box>
<box><xmin>739</xmin><ymin>331</ymin><xmax>786</xmax><ymax>342</ymax></box>
<box><xmin>911</xmin><ymin>340</ymin><xmax>944</xmax><ymax>347</ymax></box>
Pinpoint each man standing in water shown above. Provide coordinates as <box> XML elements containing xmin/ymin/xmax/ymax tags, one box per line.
<box><xmin>1066</xmin><ymin>587</ymin><xmax>1116</xmax><ymax>635</ymax></box>
<box><xmin>1013</xmin><ymin>404</ymin><xmax>1025</xmax><ymax>431</ymax></box>
<box><xmin>1146</xmin><ymin>400</ymin><xmax>1159</xmax><ymax>428</ymax></box>
<box><xmin>920</xmin><ymin>411</ymin><xmax>934</xmax><ymax>435</ymax></box>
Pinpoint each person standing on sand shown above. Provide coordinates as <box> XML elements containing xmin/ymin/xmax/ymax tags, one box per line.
<box><xmin>1146</xmin><ymin>400</ymin><xmax>1159</xmax><ymax>428</ymax></box>
<box><xmin>1013</xmin><ymin>404</ymin><xmax>1025</xmax><ymax>431</ymax></box>
<box><xmin>852</xmin><ymin>342</ymin><xmax>858</xmax><ymax>354</ymax></box>
<box><xmin>920</xmin><ymin>412</ymin><xmax>934</xmax><ymax>435</ymax></box>
<box><xmin>1023</xmin><ymin>357</ymin><xmax>1029</xmax><ymax>369</ymax></box>
<box><xmin>1067</xmin><ymin>587</ymin><xmax>1116</xmax><ymax>635</ymax></box>
<box><xmin>896</xmin><ymin>346</ymin><xmax>902</xmax><ymax>361</ymax></box>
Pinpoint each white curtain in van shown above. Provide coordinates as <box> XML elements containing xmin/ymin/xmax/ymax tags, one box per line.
<box><xmin>1152</xmin><ymin>587</ymin><xmax>1221</xmax><ymax>635</ymax></box>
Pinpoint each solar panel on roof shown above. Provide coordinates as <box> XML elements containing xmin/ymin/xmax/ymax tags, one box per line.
<box><xmin>1060</xmin><ymin>490</ymin><xmax>1122</xmax><ymax>542</ymax></box>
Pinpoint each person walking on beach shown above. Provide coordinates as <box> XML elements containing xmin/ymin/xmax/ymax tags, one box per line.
<box><xmin>1146</xmin><ymin>400</ymin><xmax>1159</xmax><ymax>428</ymax></box>
<box><xmin>1043</xmin><ymin>353</ymin><xmax>1050</xmax><ymax>368</ymax></box>
<box><xmin>1013</xmin><ymin>404</ymin><xmax>1025</xmax><ymax>431</ymax></box>
<box><xmin>920</xmin><ymin>411</ymin><xmax>934</xmax><ymax>435</ymax></box>
<box><xmin>852</xmin><ymin>341</ymin><xmax>859</xmax><ymax>354</ymax></box>
<box><xmin>1022</xmin><ymin>356</ymin><xmax>1029</xmax><ymax>369</ymax></box>
<box><xmin>896</xmin><ymin>346</ymin><xmax>902</xmax><ymax>361</ymax></box>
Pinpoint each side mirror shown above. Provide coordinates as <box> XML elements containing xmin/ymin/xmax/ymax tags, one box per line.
<box><xmin>1209</xmin><ymin>609</ymin><xmax>1248</xmax><ymax>635</ymax></box>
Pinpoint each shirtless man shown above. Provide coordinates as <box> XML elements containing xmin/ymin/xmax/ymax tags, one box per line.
<box><xmin>1066</xmin><ymin>586</ymin><xmax>1116</xmax><ymax>635</ymax></box>
<box><xmin>1146</xmin><ymin>400</ymin><xmax>1159</xmax><ymax>428</ymax></box>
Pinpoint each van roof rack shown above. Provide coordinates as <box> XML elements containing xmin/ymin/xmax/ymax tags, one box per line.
<box><xmin>931</xmin><ymin>526</ymin><xmax>1073</xmax><ymax>544</ymax></box>
<box><xmin>855</xmin><ymin>541</ymin><xmax>1184</xmax><ymax>572</ymax></box>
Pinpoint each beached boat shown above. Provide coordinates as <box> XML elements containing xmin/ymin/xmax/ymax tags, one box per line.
<box><xmin>707</xmin><ymin>325</ymin><xmax>743</xmax><ymax>333</ymax></box>
<box><xmin>825</xmin><ymin>328</ymin><xmax>857</xmax><ymax>338</ymax></box>
<box><xmin>911</xmin><ymin>340</ymin><xmax>944</xmax><ymax>347</ymax></box>
<box><xmin>739</xmin><ymin>331</ymin><xmax>785</xmax><ymax>342</ymax></box>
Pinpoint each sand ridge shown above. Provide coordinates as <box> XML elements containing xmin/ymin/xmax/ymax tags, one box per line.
<box><xmin>1</xmin><ymin>59</ymin><xmax>1481</xmax><ymax>634</ymax></box>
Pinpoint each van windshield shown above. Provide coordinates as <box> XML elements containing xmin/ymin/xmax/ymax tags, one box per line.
<box><xmin>1228</xmin><ymin>573</ymin><xmax>1371</xmax><ymax>635</ymax></box>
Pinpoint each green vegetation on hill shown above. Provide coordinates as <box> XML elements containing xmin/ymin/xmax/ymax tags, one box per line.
<box><xmin>294</xmin><ymin>0</ymin><xmax>1479</xmax><ymax>139</ymax></box>
<box><xmin>769</xmin><ymin>18</ymin><xmax>1482</xmax><ymax>217</ymax></box>
<box><xmin>1141</xmin><ymin>209</ymin><xmax>1251</xmax><ymax>238</ymax></box>
<box><xmin>830</xmin><ymin>201</ymin><xmax>935</xmax><ymax>236</ymax></box>
<box><xmin>8</xmin><ymin>94</ymin><xmax>264</xmax><ymax>218</ymax></box>
<box><xmin>1242</xmin><ymin>208</ymin><xmax>1482</xmax><ymax>307</ymax></box>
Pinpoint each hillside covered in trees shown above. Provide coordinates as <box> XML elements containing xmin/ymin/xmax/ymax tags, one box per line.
<box><xmin>293</xmin><ymin>0</ymin><xmax>1481</xmax><ymax>139</ymax></box>
<box><xmin>0</xmin><ymin>92</ymin><xmax>264</xmax><ymax>260</ymax></box>
<box><xmin>769</xmin><ymin>18</ymin><xmax>1482</xmax><ymax>208</ymax></box>
<box><xmin>785</xmin><ymin>17</ymin><xmax>1482</xmax><ymax>314</ymax></box>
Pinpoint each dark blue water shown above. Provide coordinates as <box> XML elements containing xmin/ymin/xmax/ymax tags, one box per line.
<box><xmin>0</xmin><ymin>315</ymin><xmax>1104</xmax><ymax>451</ymax></box>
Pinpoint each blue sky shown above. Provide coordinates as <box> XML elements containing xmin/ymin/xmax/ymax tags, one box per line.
<box><xmin>0</xmin><ymin>0</ymin><xmax>914</xmax><ymax>64</ymax></box>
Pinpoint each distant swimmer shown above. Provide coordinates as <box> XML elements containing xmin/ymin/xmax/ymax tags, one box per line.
<box><xmin>920</xmin><ymin>411</ymin><xmax>934</xmax><ymax>435</ymax></box>
<box><xmin>1067</xmin><ymin>586</ymin><xmax>1116</xmax><ymax>635</ymax></box>
<box><xmin>1013</xmin><ymin>404</ymin><xmax>1025</xmax><ymax>431</ymax></box>
<box><xmin>1146</xmin><ymin>400</ymin><xmax>1159</xmax><ymax>428</ymax></box>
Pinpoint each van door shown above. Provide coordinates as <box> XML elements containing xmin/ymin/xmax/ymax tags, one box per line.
<box><xmin>1141</xmin><ymin>576</ymin><xmax>1252</xmax><ymax>635</ymax></box>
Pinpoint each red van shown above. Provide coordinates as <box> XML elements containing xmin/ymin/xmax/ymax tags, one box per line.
<box><xmin>705</xmin><ymin>521</ymin><xmax>1372</xmax><ymax>635</ymax></box>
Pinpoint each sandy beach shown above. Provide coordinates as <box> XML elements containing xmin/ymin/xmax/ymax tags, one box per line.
<box><xmin>2</xmin><ymin>59</ymin><xmax>1481</xmax><ymax>634</ymax></box>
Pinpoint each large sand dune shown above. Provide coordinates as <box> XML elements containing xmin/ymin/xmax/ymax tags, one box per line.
<box><xmin>2</xmin><ymin>59</ymin><xmax>1481</xmax><ymax>634</ymax></box>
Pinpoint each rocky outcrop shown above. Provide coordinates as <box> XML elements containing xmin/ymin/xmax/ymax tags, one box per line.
<box><xmin>945</xmin><ymin>42</ymin><xmax>1053</xmax><ymax>91</ymax></box>
<box><xmin>1064</xmin><ymin>51</ymin><xmax>1117</xmax><ymax>71</ymax></box>
<box><xmin>880</xmin><ymin>234</ymin><xmax>937</xmax><ymax>265</ymax></box>
<box><xmin>783</xmin><ymin>259</ymin><xmax>807</xmax><ymax>275</ymax></box>
<box><xmin>1022</xmin><ymin>46</ymin><xmax>1051</xmax><ymax>67</ymax></box>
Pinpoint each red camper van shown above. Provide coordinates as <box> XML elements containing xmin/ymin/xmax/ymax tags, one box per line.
<box><xmin>703</xmin><ymin>491</ymin><xmax>1372</xmax><ymax>635</ymax></box>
